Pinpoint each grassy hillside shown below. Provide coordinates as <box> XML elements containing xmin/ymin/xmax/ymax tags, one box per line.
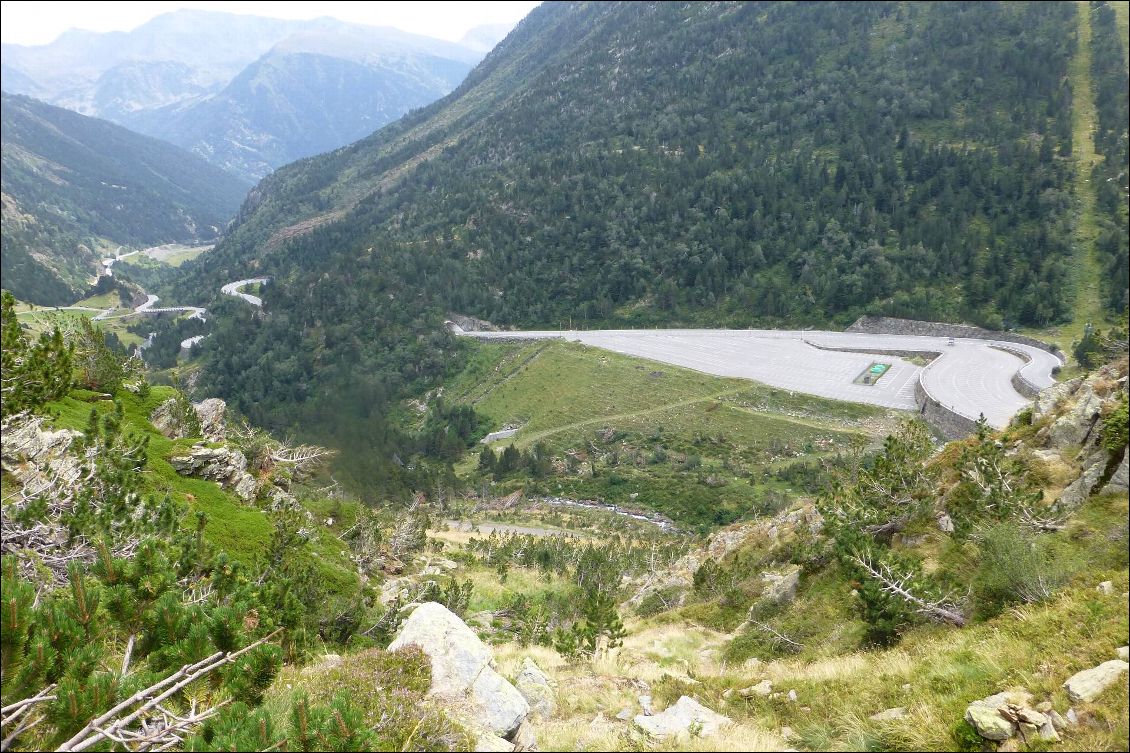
<box><xmin>444</xmin><ymin>340</ymin><xmax>893</xmax><ymax>529</ymax></box>
<box><xmin>406</xmin><ymin>357</ymin><xmax>1130</xmax><ymax>752</ymax></box>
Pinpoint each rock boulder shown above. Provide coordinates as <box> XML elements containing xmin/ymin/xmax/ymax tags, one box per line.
<box><xmin>633</xmin><ymin>696</ymin><xmax>730</xmax><ymax>739</ymax></box>
<box><xmin>1063</xmin><ymin>660</ymin><xmax>1129</xmax><ymax>703</ymax></box>
<box><xmin>515</xmin><ymin>658</ymin><xmax>555</xmax><ymax>721</ymax></box>
<box><xmin>389</xmin><ymin>602</ymin><xmax>529</xmax><ymax>739</ymax></box>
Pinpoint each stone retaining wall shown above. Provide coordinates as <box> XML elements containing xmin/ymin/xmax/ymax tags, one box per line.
<box><xmin>847</xmin><ymin>316</ymin><xmax>1064</xmax><ymax>359</ymax></box>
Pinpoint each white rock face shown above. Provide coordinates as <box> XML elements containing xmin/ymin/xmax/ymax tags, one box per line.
<box><xmin>193</xmin><ymin>398</ymin><xmax>227</xmax><ymax>441</ymax></box>
<box><xmin>1063</xmin><ymin>660</ymin><xmax>1129</xmax><ymax>703</ymax></box>
<box><xmin>389</xmin><ymin>602</ymin><xmax>530</xmax><ymax>738</ymax></box>
<box><xmin>633</xmin><ymin>696</ymin><xmax>731</xmax><ymax>739</ymax></box>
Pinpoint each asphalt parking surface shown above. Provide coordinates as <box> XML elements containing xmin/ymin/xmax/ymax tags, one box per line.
<box><xmin>458</xmin><ymin>327</ymin><xmax>1062</xmax><ymax>428</ymax></box>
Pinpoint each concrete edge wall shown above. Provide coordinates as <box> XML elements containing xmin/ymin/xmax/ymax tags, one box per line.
<box><xmin>801</xmin><ymin>340</ymin><xmax>941</xmax><ymax>362</ymax></box>
<box><xmin>914</xmin><ymin>377</ymin><xmax>980</xmax><ymax>440</ymax></box>
<box><xmin>988</xmin><ymin>344</ymin><xmax>1042</xmax><ymax>399</ymax></box>
<box><xmin>848</xmin><ymin>316</ymin><xmax>1065</xmax><ymax>360</ymax></box>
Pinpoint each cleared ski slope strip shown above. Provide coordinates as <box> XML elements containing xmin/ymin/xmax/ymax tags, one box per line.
<box><xmin>452</xmin><ymin>327</ymin><xmax>1062</xmax><ymax>429</ymax></box>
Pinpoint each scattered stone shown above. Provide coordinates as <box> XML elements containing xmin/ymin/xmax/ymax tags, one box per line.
<box><xmin>787</xmin><ymin>689</ymin><xmax>798</xmax><ymax>703</ymax></box>
<box><xmin>388</xmin><ymin>602</ymin><xmax>529</xmax><ymax>738</ymax></box>
<box><xmin>964</xmin><ymin>690</ymin><xmax>1033</xmax><ymax>741</ymax></box>
<box><xmin>936</xmin><ymin>513</ymin><xmax>955</xmax><ymax>533</ymax></box>
<box><xmin>1118</xmin><ymin>646</ymin><xmax>1129</xmax><ymax>662</ymax></box>
<box><xmin>515</xmin><ymin>658</ymin><xmax>556</xmax><ymax>721</ymax></box>
<box><xmin>780</xmin><ymin>726</ymin><xmax>796</xmax><ymax>740</ymax></box>
<box><xmin>1097</xmin><ymin>581</ymin><xmax>1114</xmax><ymax>595</ymax></box>
<box><xmin>318</xmin><ymin>653</ymin><xmax>343</xmax><ymax>669</ymax></box>
<box><xmin>1047</xmin><ymin>709</ymin><xmax>1070</xmax><ymax>732</ymax></box>
<box><xmin>638</xmin><ymin>695</ymin><xmax>653</xmax><ymax>715</ymax></box>
<box><xmin>474</xmin><ymin>733</ymin><xmax>514</xmax><ymax>752</ymax></box>
<box><xmin>739</xmin><ymin>680</ymin><xmax>773</xmax><ymax>697</ymax></box>
<box><xmin>1066</xmin><ymin>708</ymin><xmax>1079</xmax><ymax>725</ymax></box>
<box><xmin>633</xmin><ymin>696</ymin><xmax>731</xmax><ymax>740</ymax></box>
<box><xmin>870</xmin><ymin>707</ymin><xmax>906</xmax><ymax>722</ymax></box>
<box><xmin>1014</xmin><ymin>708</ymin><xmax>1048</xmax><ymax>728</ymax></box>
<box><xmin>901</xmin><ymin>683</ymin><xmax>912</xmax><ymax>693</ymax></box>
<box><xmin>964</xmin><ymin>702</ymin><xmax>1015</xmax><ymax>741</ymax></box>
<box><xmin>1063</xmin><ymin>660</ymin><xmax>1130</xmax><ymax>703</ymax></box>
<box><xmin>616</xmin><ymin>708</ymin><xmax>633</xmax><ymax>721</ymax></box>
<box><xmin>1035</xmin><ymin>701</ymin><xmax>1053</xmax><ymax>713</ymax></box>
<box><xmin>722</xmin><ymin>688</ymin><xmax>735</xmax><ymax>701</ymax></box>
<box><xmin>1036</xmin><ymin>720</ymin><xmax>1060</xmax><ymax>742</ymax></box>
<box><xmin>510</xmin><ymin>720</ymin><xmax>537</xmax><ymax>752</ymax></box>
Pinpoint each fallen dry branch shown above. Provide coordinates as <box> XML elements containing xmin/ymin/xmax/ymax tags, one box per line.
<box><xmin>853</xmin><ymin>553</ymin><xmax>966</xmax><ymax>627</ymax></box>
<box><xmin>50</xmin><ymin>629</ymin><xmax>281</xmax><ymax>753</ymax></box>
<box><xmin>748</xmin><ymin>618</ymin><xmax>803</xmax><ymax>651</ymax></box>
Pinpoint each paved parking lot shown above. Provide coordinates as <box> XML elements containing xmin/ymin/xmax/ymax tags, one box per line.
<box><xmin>456</xmin><ymin>327</ymin><xmax>1062</xmax><ymax>428</ymax></box>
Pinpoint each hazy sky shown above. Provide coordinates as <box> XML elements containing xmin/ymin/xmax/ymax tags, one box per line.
<box><xmin>0</xmin><ymin>1</ymin><xmax>541</xmax><ymax>45</ymax></box>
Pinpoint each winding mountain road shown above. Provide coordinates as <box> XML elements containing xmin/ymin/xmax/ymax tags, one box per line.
<box><xmin>221</xmin><ymin>278</ymin><xmax>269</xmax><ymax>307</ymax></box>
<box><xmin>453</xmin><ymin>326</ymin><xmax>1061</xmax><ymax>429</ymax></box>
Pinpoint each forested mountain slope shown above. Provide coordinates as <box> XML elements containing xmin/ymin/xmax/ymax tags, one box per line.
<box><xmin>176</xmin><ymin>0</ymin><xmax>1123</xmax><ymax>498</ymax></box>
<box><xmin>195</xmin><ymin>1</ymin><xmax>1094</xmax><ymax>327</ymax></box>
<box><xmin>0</xmin><ymin>93</ymin><xmax>248</xmax><ymax>305</ymax></box>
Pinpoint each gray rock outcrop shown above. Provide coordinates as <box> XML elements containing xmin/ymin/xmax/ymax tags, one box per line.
<box><xmin>633</xmin><ymin>696</ymin><xmax>730</xmax><ymax>739</ymax></box>
<box><xmin>760</xmin><ymin>567</ymin><xmax>800</xmax><ymax>605</ymax></box>
<box><xmin>389</xmin><ymin>602</ymin><xmax>530</xmax><ymax>740</ymax></box>
<box><xmin>169</xmin><ymin>446</ymin><xmax>258</xmax><ymax>501</ymax></box>
<box><xmin>193</xmin><ymin>398</ymin><xmax>227</xmax><ymax>442</ymax></box>
<box><xmin>1033</xmin><ymin>378</ymin><xmax>1081</xmax><ymax>422</ymax></box>
<box><xmin>1057</xmin><ymin>457</ymin><xmax>1107</xmax><ymax>510</ymax></box>
<box><xmin>1100</xmin><ymin>453</ymin><xmax>1129</xmax><ymax>496</ymax></box>
<box><xmin>149</xmin><ymin>398</ymin><xmax>192</xmax><ymax>439</ymax></box>
<box><xmin>1047</xmin><ymin>383</ymin><xmax>1103</xmax><ymax>449</ymax></box>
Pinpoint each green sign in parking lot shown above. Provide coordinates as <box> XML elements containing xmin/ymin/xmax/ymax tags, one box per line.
<box><xmin>854</xmin><ymin>362</ymin><xmax>892</xmax><ymax>385</ymax></box>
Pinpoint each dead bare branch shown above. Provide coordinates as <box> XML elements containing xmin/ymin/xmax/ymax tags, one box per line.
<box><xmin>55</xmin><ymin>629</ymin><xmax>281</xmax><ymax>753</ymax></box>
<box><xmin>853</xmin><ymin>553</ymin><xmax>966</xmax><ymax>627</ymax></box>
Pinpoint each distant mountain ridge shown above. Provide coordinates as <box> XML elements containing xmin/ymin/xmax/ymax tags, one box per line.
<box><xmin>0</xmin><ymin>92</ymin><xmax>248</xmax><ymax>305</ymax></box>
<box><xmin>1</xmin><ymin>10</ymin><xmax>511</xmax><ymax>181</ymax></box>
